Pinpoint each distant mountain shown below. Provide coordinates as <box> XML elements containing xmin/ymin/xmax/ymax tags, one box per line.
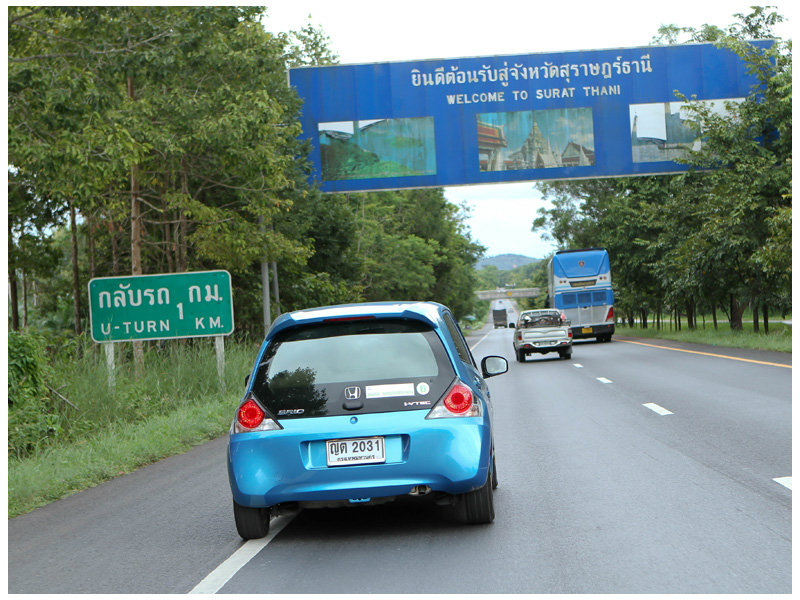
<box><xmin>476</xmin><ymin>254</ymin><xmax>539</xmax><ymax>271</ymax></box>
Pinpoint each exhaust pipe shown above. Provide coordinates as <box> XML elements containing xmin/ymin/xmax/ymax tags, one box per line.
<box><xmin>409</xmin><ymin>485</ymin><xmax>431</xmax><ymax>496</ymax></box>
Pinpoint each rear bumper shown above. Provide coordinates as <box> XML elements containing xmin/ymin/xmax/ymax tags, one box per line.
<box><xmin>571</xmin><ymin>323</ymin><xmax>615</xmax><ymax>339</ymax></box>
<box><xmin>515</xmin><ymin>339</ymin><xmax>571</xmax><ymax>354</ymax></box>
<box><xmin>227</xmin><ymin>410</ymin><xmax>491</xmax><ymax>508</ymax></box>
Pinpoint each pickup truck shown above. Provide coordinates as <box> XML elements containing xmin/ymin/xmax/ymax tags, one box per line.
<box><xmin>513</xmin><ymin>309</ymin><xmax>572</xmax><ymax>362</ymax></box>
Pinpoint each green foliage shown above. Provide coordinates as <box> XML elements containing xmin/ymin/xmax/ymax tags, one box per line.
<box><xmin>350</xmin><ymin>189</ymin><xmax>486</xmax><ymax>318</ymax></box>
<box><xmin>10</xmin><ymin>329</ymin><xmax>258</xmax><ymax>460</ymax></box>
<box><xmin>616</xmin><ymin>321</ymin><xmax>791</xmax><ymax>353</ymax></box>
<box><xmin>532</xmin><ymin>7</ymin><xmax>791</xmax><ymax>329</ymax></box>
<box><xmin>279</xmin><ymin>19</ymin><xmax>340</xmax><ymax>67</ymax></box>
<box><xmin>8</xmin><ymin>331</ymin><xmax>63</xmax><ymax>459</ymax></box>
<box><xmin>8</xmin><ymin>7</ymin><xmax>485</xmax><ymax>340</ymax></box>
<box><xmin>9</xmin><ymin>393</ymin><xmax>236</xmax><ymax>518</ymax></box>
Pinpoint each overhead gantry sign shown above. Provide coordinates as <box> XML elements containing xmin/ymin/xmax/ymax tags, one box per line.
<box><xmin>289</xmin><ymin>41</ymin><xmax>770</xmax><ymax>193</ymax></box>
<box><xmin>475</xmin><ymin>288</ymin><xmax>540</xmax><ymax>300</ymax></box>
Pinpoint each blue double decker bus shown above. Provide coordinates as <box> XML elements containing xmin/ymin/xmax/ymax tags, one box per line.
<box><xmin>547</xmin><ymin>248</ymin><xmax>615</xmax><ymax>342</ymax></box>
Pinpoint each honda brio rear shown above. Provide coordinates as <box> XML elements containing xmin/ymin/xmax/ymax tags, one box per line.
<box><xmin>227</xmin><ymin>301</ymin><xmax>507</xmax><ymax>539</ymax></box>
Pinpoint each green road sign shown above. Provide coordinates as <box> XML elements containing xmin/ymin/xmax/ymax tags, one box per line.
<box><xmin>88</xmin><ymin>270</ymin><xmax>234</xmax><ymax>343</ymax></box>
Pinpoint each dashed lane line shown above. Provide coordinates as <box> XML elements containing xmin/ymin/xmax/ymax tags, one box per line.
<box><xmin>642</xmin><ymin>402</ymin><xmax>674</xmax><ymax>416</ymax></box>
<box><xmin>773</xmin><ymin>476</ymin><xmax>792</xmax><ymax>491</ymax></box>
<box><xmin>617</xmin><ymin>339</ymin><xmax>791</xmax><ymax>369</ymax></box>
<box><xmin>597</xmin><ymin>377</ymin><xmax>613</xmax><ymax>384</ymax></box>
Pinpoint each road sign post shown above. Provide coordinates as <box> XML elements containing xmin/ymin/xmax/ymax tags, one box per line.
<box><xmin>88</xmin><ymin>270</ymin><xmax>234</xmax><ymax>387</ymax></box>
<box><xmin>104</xmin><ymin>342</ymin><xmax>115</xmax><ymax>389</ymax></box>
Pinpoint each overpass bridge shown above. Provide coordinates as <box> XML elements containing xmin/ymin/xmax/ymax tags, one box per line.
<box><xmin>475</xmin><ymin>287</ymin><xmax>541</xmax><ymax>300</ymax></box>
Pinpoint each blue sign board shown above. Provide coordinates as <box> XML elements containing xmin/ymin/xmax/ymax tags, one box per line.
<box><xmin>289</xmin><ymin>42</ymin><xmax>770</xmax><ymax>192</ymax></box>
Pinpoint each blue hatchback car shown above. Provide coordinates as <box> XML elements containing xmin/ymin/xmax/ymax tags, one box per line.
<box><xmin>227</xmin><ymin>301</ymin><xmax>508</xmax><ymax>539</ymax></box>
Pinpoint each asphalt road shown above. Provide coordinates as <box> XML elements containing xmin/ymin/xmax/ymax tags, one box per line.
<box><xmin>8</xmin><ymin>323</ymin><xmax>791</xmax><ymax>593</ymax></box>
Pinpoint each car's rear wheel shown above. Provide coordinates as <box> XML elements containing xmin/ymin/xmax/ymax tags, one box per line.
<box><xmin>491</xmin><ymin>454</ymin><xmax>498</xmax><ymax>489</ymax></box>
<box><xmin>515</xmin><ymin>349</ymin><xmax>526</xmax><ymax>362</ymax></box>
<box><xmin>465</xmin><ymin>473</ymin><xmax>494</xmax><ymax>524</ymax></box>
<box><xmin>233</xmin><ymin>500</ymin><xmax>271</xmax><ymax>540</ymax></box>
<box><xmin>452</xmin><ymin>466</ymin><xmax>494</xmax><ymax>524</ymax></box>
<box><xmin>559</xmin><ymin>349</ymin><xmax>572</xmax><ymax>360</ymax></box>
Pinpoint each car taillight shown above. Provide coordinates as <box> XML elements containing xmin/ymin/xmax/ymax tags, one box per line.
<box><xmin>516</xmin><ymin>332</ymin><xmax>522</xmax><ymax>341</ymax></box>
<box><xmin>568</xmin><ymin>329</ymin><xmax>573</xmax><ymax>338</ymax></box>
<box><xmin>426</xmin><ymin>382</ymin><xmax>482</xmax><ymax>419</ymax></box>
<box><xmin>445</xmin><ymin>383</ymin><xmax>472</xmax><ymax>413</ymax></box>
<box><xmin>606</xmin><ymin>307</ymin><xmax>614</xmax><ymax>321</ymax></box>
<box><xmin>233</xmin><ymin>397</ymin><xmax>282</xmax><ymax>433</ymax></box>
<box><xmin>238</xmin><ymin>399</ymin><xmax>264</xmax><ymax>428</ymax></box>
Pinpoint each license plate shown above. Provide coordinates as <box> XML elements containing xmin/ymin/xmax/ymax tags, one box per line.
<box><xmin>582</xmin><ymin>327</ymin><xmax>593</xmax><ymax>334</ymax></box>
<box><xmin>326</xmin><ymin>437</ymin><xmax>386</xmax><ymax>467</ymax></box>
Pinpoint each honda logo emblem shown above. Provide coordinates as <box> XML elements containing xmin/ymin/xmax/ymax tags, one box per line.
<box><xmin>344</xmin><ymin>386</ymin><xmax>361</xmax><ymax>400</ymax></box>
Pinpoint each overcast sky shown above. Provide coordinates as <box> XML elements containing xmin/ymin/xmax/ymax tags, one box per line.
<box><xmin>263</xmin><ymin>0</ymin><xmax>795</xmax><ymax>259</ymax></box>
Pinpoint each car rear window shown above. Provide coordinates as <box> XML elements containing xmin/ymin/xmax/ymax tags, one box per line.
<box><xmin>521</xmin><ymin>312</ymin><xmax>562</xmax><ymax>327</ymax></box>
<box><xmin>251</xmin><ymin>319</ymin><xmax>456</xmax><ymax>419</ymax></box>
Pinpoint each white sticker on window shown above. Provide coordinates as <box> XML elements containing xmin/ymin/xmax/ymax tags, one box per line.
<box><xmin>365</xmin><ymin>383</ymin><xmax>415</xmax><ymax>399</ymax></box>
<box><xmin>416</xmin><ymin>382</ymin><xmax>430</xmax><ymax>395</ymax></box>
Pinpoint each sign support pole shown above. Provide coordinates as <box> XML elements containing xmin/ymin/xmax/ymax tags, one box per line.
<box><xmin>104</xmin><ymin>342</ymin><xmax>115</xmax><ymax>389</ymax></box>
<box><xmin>215</xmin><ymin>335</ymin><xmax>225</xmax><ymax>390</ymax></box>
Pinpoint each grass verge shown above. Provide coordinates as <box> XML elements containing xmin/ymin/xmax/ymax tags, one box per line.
<box><xmin>8</xmin><ymin>394</ymin><xmax>233</xmax><ymax>518</ymax></box>
<box><xmin>8</xmin><ymin>337</ymin><xmax>258</xmax><ymax>518</ymax></box>
<box><xmin>615</xmin><ymin>321</ymin><xmax>791</xmax><ymax>353</ymax></box>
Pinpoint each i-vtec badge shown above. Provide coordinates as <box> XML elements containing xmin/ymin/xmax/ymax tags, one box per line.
<box><xmin>404</xmin><ymin>400</ymin><xmax>431</xmax><ymax>407</ymax></box>
<box><xmin>277</xmin><ymin>409</ymin><xmax>305</xmax><ymax>415</ymax></box>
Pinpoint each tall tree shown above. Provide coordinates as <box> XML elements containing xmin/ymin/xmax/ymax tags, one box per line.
<box><xmin>532</xmin><ymin>7</ymin><xmax>790</xmax><ymax>330</ymax></box>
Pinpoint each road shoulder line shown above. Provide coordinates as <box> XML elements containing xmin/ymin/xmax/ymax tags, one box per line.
<box><xmin>190</xmin><ymin>511</ymin><xmax>298</xmax><ymax>594</ymax></box>
<box><xmin>617</xmin><ymin>339</ymin><xmax>791</xmax><ymax>369</ymax></box>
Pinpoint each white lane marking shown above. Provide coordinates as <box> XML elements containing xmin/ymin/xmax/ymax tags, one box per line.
<box><xmin>596</xmin><ymin>377</ymin><xmax>613</xmax><ymax>384</ymax></box>
<box><xmin>573</xmin><ymin>363</ymin><xmax>584</xmax><ymax>368</ymax></box>
<box><xmin>773</xmin><ymin>476</ymin><xmax>792</xmax><ymax>490</ymax></box>
<box><xmin>642</xmin><ymin>403</ymin><xmax>674</xmax><ymax>416</ymax></box>
<box><xmin>190</xmin><ymin>511</ymin><xmax>298</xmax><ymax>594</ymax></box>
<box><xmin>468</xmin><ymin>329</ymin><xmax>493</xmax><ymax>351</ymax></box>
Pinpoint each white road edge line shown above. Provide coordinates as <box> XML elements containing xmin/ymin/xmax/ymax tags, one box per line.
<box><xmin>642</xmin><ymin>402</ymin><xmax>674</xmax><ymax>416</ymax></box>
<box><xmin>773</xmin><ymin>476</ymin><xmax>792</xmax><ymax>490</ymax></box>
<box><xmin>190</xmin><ymin>511</ymin><xmax>299</xmax><ymax>594</ymax></box>
<box><xmin>596</xmin><ymin>377</ymin><xmax>613</xmax><ymax>384</ymax></box>
<box><xmin>468</xmin><ymin>329</ymin><xmax>493</xmax><ymax>351</ymax></box>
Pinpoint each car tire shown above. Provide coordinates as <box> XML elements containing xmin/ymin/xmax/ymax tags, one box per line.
<box><xmin>516</xmin><ymin>349</ymin><xmax>526</xmax><ymax>362</ymax></box>
<box><xmin>491</xmin><ymin>454</ymin><xmax>498</xmax><ymax>490</ymax></box>
<box><xmin>233</xmin><ymin>500</ymin><xmax>271</xmax><ymax>540</ymax></box>
<box><xmin>559</xmin><ymin>349</ymin><xmax>572</xmax><ymax>360</ymax></box>
<box><xmin>460</xmin><ymin>469</ymin><xmax>495</xmax><ymax>524</ymax></box>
